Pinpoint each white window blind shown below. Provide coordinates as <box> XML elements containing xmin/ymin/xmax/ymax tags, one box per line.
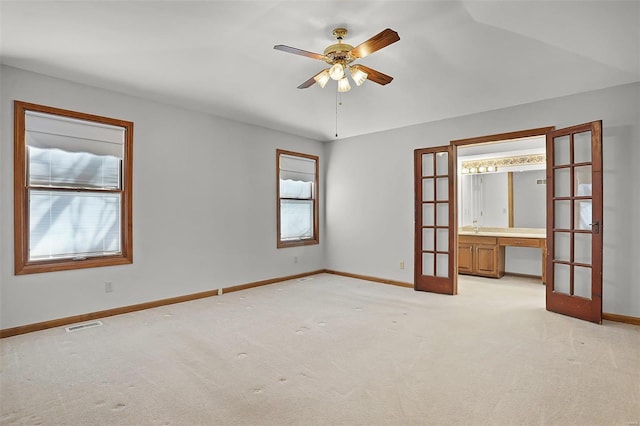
<box><xmin>279</xmin><ymin>154</ymin><xmax>315</xmax><ymax>183</ymax></box>
<box><xmin>25</xmin><ymin>111</ymin><xmax>125</xmax><ymax>157</ymax></box>
<box><xmin>29</xmin><ymin>190</ymin><xmax>121</xmax><ymax>260</ymax></box>
<box><xmin>28</xmin><ymin>146</ymin><xmax>121</xmax><ymax>189</ymax></box>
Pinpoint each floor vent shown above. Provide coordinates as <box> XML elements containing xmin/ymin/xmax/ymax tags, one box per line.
<box><xmin>65</xmin><ymin>321</ymin><xmax>103</xmax><ymax>333</ymax></box>
<box><xmin>297</xmin><ymin>277</ymin><xmax>314</xmax><ymax>282</ymax></box>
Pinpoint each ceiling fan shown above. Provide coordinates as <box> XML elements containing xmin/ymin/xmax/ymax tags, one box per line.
<box><xmin>274</xmin><ymin>27</ymin><xmax>400</xmax><ymax>92</ymax></box>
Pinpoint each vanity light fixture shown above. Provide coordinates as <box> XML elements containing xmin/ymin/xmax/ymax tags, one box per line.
<box><xmin>462</xmin><ymin>165</ymin><xmax>497</xmax><ymax>174</ymax></box>
<box><xmin>461</xmin><ymin>154</ymin><xmax>545</xmax><ymax>174</ymax></box>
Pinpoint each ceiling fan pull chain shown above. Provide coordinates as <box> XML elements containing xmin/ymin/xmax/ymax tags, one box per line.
<box><xmin>335</xmin><ymin>89</ymin><xmax>339</xmax><ymax>138</ymax></box>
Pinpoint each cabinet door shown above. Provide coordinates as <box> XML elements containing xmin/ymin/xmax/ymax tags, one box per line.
<box><xmin>458</xmin><ymin>242</ymin><xmax>474</xmax><ymax>274</ymax></box>
<box><xmin>475</xmin><ymin>244</ymin><xmax>497</xmax><ymax>277</ymax></box>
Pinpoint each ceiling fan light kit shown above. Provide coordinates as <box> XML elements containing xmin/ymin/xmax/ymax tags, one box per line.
<box><xmin>350</xmin><ymin>65</ymin><xmax>368</xmax><ymax>86</ymax></box>
<box><xmin>337</xmin><ymin>77</ymin><xmax>351</xmax><ymax>93</ymax></box>
<box><xmin>314</xmin><ymin>69</ymin><xmax>331</xmax><ymax>88</ymax></box>
<box><xmin>329</xmin><ymin>63</ymin><xmax>345</xmax><ymax>80</ymax></box>
<box><xmin>274</xmin><ymin>27</ymin><xmax>399</xmax><ymax>92</ymax></box>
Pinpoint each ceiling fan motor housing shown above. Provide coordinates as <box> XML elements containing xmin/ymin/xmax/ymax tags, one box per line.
<box><xmin>324</xmin><ymin>44</ymin><xmax>355</xmax><ymax>63</ymax></box>
<box><xmin>324</xmin><ymin>28</ymin><xmax>355</xmax><ymax>64</ymax></box>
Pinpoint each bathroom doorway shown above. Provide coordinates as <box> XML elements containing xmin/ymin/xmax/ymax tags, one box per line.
<box><xmin>414</xmin><ymin>122</ymin><xmax>604</xmax><ymax>323</ymax></box>
<box><xmin>456</xmin><ymin>132</ymin><xmax>547</xmax><ymax>282</ymax></box>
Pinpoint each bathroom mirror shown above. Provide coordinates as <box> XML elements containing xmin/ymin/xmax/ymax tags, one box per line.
<box><xmin>459</xmin><ymin>169</ymin><xmax>546</xmax><ymax>229</ymax></box>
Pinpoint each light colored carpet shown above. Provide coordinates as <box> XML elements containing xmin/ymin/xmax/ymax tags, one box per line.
<box><xmin>1</xmin><ymin>273</ymin><xmax>639</xmax><ymax>425</ymax></box>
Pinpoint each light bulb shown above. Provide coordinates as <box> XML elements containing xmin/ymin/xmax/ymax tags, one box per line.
<box><xmin>329</xmin><ymin>63</ymin><xmax>344</xmax><ymax>80</ymax></box>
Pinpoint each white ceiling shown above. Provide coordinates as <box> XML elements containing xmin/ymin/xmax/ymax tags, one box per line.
<box><xmin>1</xmin><ymin>1</ymin><xmax>638</xmax><ymax>142</ymax></box>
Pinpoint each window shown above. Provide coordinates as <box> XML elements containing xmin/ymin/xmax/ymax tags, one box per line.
<box><xmin>277</xmin><ymin>149</ymin><xmax>319</xmax><ymax>248</ymax></box>
<box><xmin>14</xmin><ymin>101</ymin><xmax>133</xmax><ymax>274</ymax></box>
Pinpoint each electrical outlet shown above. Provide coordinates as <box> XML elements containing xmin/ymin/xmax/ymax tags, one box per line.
<box><xmin>399</xmin><ymin>261</ymin><xmax>405</xmax><ymax>269</ymax></box>
<box><xmin>105</xmin><ymin>281</ymin><xmax>113</xmax><ymax>293</ymax></box>
<box><xmin>294</xmin><ymin>256</ymin><xmax>298</xmax><ymax>264</ymax></box>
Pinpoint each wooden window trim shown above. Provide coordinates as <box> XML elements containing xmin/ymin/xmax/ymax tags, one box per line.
<box><xmin>276</xmin><ymin>149</ymin><xmax>319</xmax><ymax>248</ymax></box>
<box><xmin>14</xmin><ymin>101</ymin><xmax>134</xmax><ymax>275</ymax></box>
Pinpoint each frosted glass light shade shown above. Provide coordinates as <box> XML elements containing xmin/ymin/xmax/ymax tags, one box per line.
<box><xmin>314</xmin><ymin>69</ymin><xmax>330</xmax><ymax>88</ymax></box>
<box><xmin>329</xmin><ymin>63</ymin><xmax>344</xmax><ymax>80</ymax></box>
<box><xmin>350</xmin><ymin>66</ymin><xmax>368</xmax><ymax>86</ymax></box>
<box><xmin>337</xmin><ymin>77</ymin><xmax>351</xmax><ymax>92</ymax></box>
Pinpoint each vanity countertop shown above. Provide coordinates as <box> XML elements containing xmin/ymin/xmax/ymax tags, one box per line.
<box><xmin>458</xmin><ymin>227</ymin><xmax>546</xmax><ymax>239</ymax></box>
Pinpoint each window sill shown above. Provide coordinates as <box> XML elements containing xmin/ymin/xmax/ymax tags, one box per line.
<box><xmin>277</xmin><ymin>239</ymin><xmax>319</xmax><ymax>249</ymax></box>
<box><xmin>16</xmin><ymin>254</ymin><xmax>132</xmax><ymax>275</ymax></box>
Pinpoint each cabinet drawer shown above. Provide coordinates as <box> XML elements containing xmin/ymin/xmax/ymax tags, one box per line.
<box><xmin>497</xmin><ymin>237</ymin><xmax>541</xmax><ymax>248</ymax></box>
<box><xmin>458</xmin><ymin>235</ymin><xmax>497</xmax><ymax>245</ymax></box>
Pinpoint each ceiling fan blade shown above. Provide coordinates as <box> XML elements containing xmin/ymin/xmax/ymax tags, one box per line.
<box><xmin>297</xmin><ymin>76</ymin><xmax>317</xmax><ymax>89</ymax></box>
<box><xmin>356</xmin><ymin>65</ymin><xmax>394</xmax><ymax>85</ymax></box>
<box><xmin>274</xmin><ymin>45</ymin><xmax>327</xmax><ymax>61</ymax></box>
<box><xmin>350</xmin><ymin>28</ymin><xmax>400</xmax><ymax>59</ymax></box>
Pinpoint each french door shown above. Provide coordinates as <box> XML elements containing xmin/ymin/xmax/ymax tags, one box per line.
<box><xmin>414</xmin><ymin>146</ymin><xmax>457</xmax><ymax>294</ymax></box>
<box><xmin>546</xmin><ymin>121</ymin><xmax>603</xmax><ymax>323</ymax></box>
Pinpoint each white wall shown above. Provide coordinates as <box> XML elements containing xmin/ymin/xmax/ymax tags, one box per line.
<box><xmin>0</xmin><ymin>66</ymin><xmax>325</xmax><ymax>329</ymax></box>
<box><xmin>325</xmin><ymin>82</ymin><xmax>640</xmax><ymax>317</ymax></box>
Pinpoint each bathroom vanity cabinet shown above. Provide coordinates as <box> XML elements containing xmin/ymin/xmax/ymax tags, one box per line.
<box><xmin>458</xmin><ymin>229</ymin><xmax>546</xmax><ymax>282</ymax></box>
<box><xmin>458</xmin><ymin>235</ymin><xmax>505</xmax><ymax>278</ymax></box>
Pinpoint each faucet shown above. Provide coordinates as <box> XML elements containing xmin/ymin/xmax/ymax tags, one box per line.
<box><xmin>473</xmin><ymin>220</ymin><xmax>479</xmax><ymax>233</ymax></box>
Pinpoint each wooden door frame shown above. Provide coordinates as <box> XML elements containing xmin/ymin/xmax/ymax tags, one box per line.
<box><xmin>451</xmin><ymin>127</ymin><xmax>555</xmax><ymax>149</ymax></box>
<box><xmin>448</xmin><ymin>126</ymin><xmax>554</xmax><ymax>284</ymax></box>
